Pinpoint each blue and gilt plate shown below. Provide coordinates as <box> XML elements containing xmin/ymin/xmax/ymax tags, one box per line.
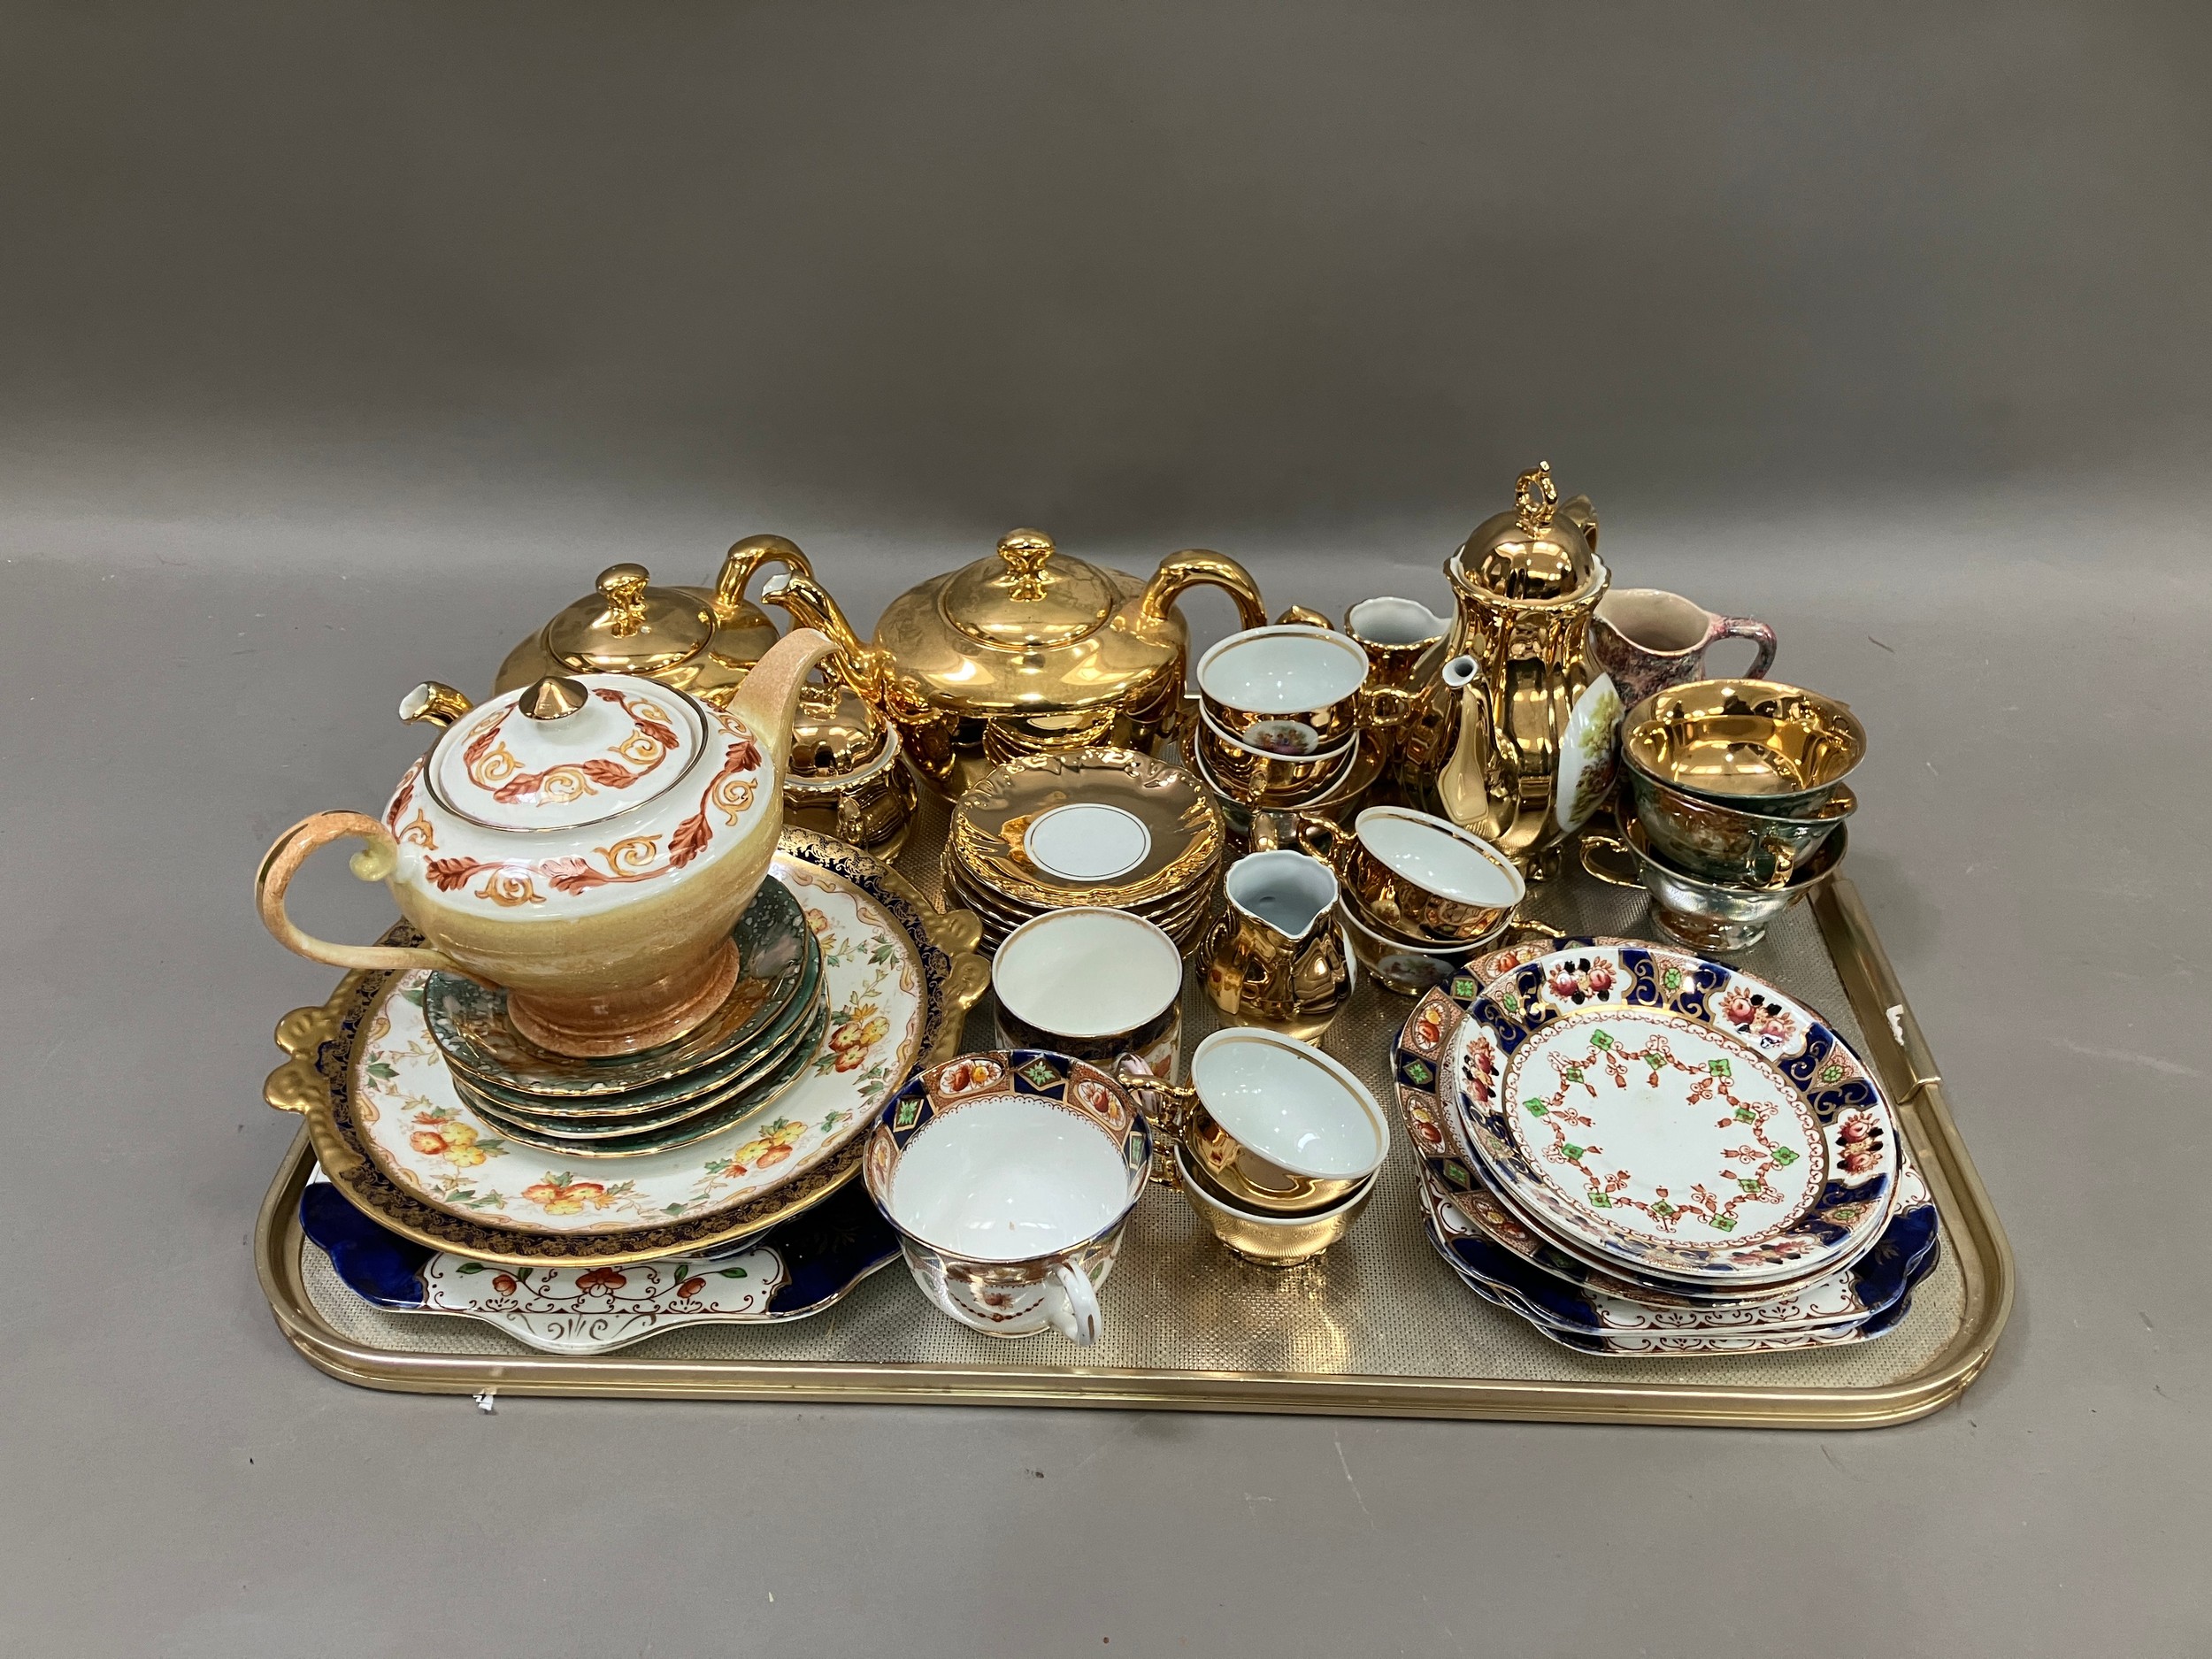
<box><xmin>300</xmin><ymin>1171</ymin><xmax>898</xmax><ymax>1355</ymax></box>
<box><xmin>1447</xmin><ymin>941</ymin><xmax>1899</xmax><ymax>1287</ymax></box>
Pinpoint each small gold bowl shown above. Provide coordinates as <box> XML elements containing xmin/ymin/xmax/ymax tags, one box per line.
<box><xmin>1621</xmin><ymin>679</ymin><xmax>1866</xmax><ymax>816</ymax></box>
<box><xmin>1175</xmin><ymin>1141</ymin><xmax>1376</xmax><ymax>1267</ymax></box>
<box><xmin>1303</xmin><ymin>807</ymin><xmax>1524</xmax><ymax>944</ymax></box>
<box><xmin>1191</xmin><ymin>711</ymin><xmax>1359</xmax><ymax>808</ymax></box>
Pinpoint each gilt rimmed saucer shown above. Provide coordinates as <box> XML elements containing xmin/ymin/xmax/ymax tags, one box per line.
<box><xmin>448</xmin><ymin>936</ymin><xmax>826</xmax><ymax>1121</ymax></box>
<box><xmin>1455</xmin><ymin>942</ymin><xmax>1898</xmax><ymax>1287</ymax></box>
<box><xmin>463</xmin><ymin>1002</ymin><xmax>828</xmax><ymax>1157</ymax></box>
<box><xmin>299</xmin><ymin>1171</ymin><xmax>899</xmax><ymax>1355</ymax></box>
<box><xmin>425</xmin><ymin>874</ymin><xmax>815</xmax><ymax>1099</ymax></box>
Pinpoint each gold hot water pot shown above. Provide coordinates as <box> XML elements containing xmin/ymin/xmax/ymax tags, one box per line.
<box><xmin>1399</xmin><ymin>463</ymin><xmax>1619</xmax><ymax>875</ymax></box>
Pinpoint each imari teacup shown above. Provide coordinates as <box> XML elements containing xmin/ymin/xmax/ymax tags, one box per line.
<box><xmin>865</xmin><ymin>1051</ymin><xmax>1152</xmax><ymax>1344</ymax></box>
<box><xmin>990</xmin><ymin>908</ymin><xmax>1184</xmax><ymax>1079</ymax></box>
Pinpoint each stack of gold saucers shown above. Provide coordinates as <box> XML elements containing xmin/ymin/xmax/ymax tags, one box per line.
<box><xmin>943</xmin><ymin>747</ymin><xmax>1225</xmax><ymax>953</ymax></box>
<box><xmin>422</xmin><ymin>876</ymin><xmax>827</xmax><ymax>1159</ymax></box>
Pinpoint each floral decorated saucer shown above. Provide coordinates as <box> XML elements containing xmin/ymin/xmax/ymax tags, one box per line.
<box><xmin>265</xmin><ymin>832</ymin><xmax>983</xmax><ymax>1267</ymax></box>
<box><xmin>1454</xmin><ymin>942</ymin><xmax>1898</xmax><ymax>1287</ymax></box>
<box><xmin>299</xmin><ymin>1170</ymin><xmax>898</xmax><ymax>1355</ymax></box>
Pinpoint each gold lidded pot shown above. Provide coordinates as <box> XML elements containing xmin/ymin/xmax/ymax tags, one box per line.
<box><xmin>762</xmin><ymin>526</ymin><xmax>1268</xmax><ymax>796</ymax></box>
<box><xmin>1401</xmin><ymin>462</ymin><xmax>1621</xmax><ymax>875</ymax></box>
<box><xmin>780</xmin><ymin>675</ymin><xmax>918</xmax><ymax>857</ymax></box>
<box><xmin>495</xmin><ymin>534</ymin><xmax>818</xmax><ymax>710</ymax></box>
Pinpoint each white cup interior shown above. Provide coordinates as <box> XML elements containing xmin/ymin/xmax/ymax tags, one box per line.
<box><xmin>1597</xmin><ymin>588</ymin><xmax>1710</xmax><ymax>655</ymax></box>
<box><xmin>888</xmin><ymin>1094</ymin><xmax>1130</xmax><ymax>1262</ymax></box>
<box><xmin>1355</xmin><ymin>809</ymin><xmax>1524</xmax><ymax>908</ymax></box>
<box><xmin>1190</xmin><ymin>1029</ymin><xmax>1385</xmax><ymax>1179</ymax></box>
<box><xmin>994</xmin><ymin>908</ymin><xmax>1183</xmax><ymax>1039</ymax></box>
<box><xmin>1197</xmin><ymin>626</ymin><xmax>1370</xmax><ymax>712</ymax></box>
<box><xmin>1225</xmin><ymin>849</ymin><xmax>1339</xmax><ymax>938</ymax></box>
<box><xmin>1346</xmin><ymin>596</ymin><xmax>1447</xmax><ymax>647</ymax></box>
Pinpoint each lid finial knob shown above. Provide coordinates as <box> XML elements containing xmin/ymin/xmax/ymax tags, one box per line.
<box><xmin>996</xmin><ymin>528</ymin><xmax>1056</xmax><ymax>602</ymax></box>
<box><xmin>520</xmin><ymin>675</ymin><xmax>590</xmax><ymax>721</ymax></box>
<box><xmin>595</xmin><ymin>564</ymin><xmax>653</xmax><ymax>637</ymax></box>
<box><xmin>1513</xmin><ymin>463</ymin><xmax>1558</xmax><ymax>534</ymax></box>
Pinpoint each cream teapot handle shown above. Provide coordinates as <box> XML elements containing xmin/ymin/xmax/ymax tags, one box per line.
<box><xmin>255</xmin><ymin>812</ymin><xmax>463</xmax><ymax>974</ymax></box>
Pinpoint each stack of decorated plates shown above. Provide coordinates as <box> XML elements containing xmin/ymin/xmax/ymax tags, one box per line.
<box><xmin>426</xmin><ymin>877</ymin><xmax>827</xmax><ymax>1160</ymax></box>
<box><xmin>295</xmin><ymin>832</ymin><xmax>964</xmax><ymax>1272</ymax></box>
<box><xmin>1392</xmin><ymin>939</ymin><xmax>1941</xmax><ymax>1356</ymax></box>
<box><xmin>942</xmin><ymin>747</ymin><xmax>1225</xmax><ymax>953</ymax></box>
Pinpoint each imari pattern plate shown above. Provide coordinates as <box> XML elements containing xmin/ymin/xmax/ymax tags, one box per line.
<box><xmin>1453</xmin><ymin>942</ymin><xmax>1899</xmax><ymax>1286</ymax></box>
<box><xmin>299</xmin><ymin>1171</ymin><xmax>899</xmax><ymax>1355</ymax></box>
<box><xmin>1418</xmin><ymin>1150</ymin><xmax>1939</xmax><ymax>1338</ymax></box>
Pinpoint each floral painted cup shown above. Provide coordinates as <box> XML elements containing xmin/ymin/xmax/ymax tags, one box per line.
<box><xmin>864</xmin><ymin>1051</ymin><xmax>1152</xmax><ymax>1343</ymax></box>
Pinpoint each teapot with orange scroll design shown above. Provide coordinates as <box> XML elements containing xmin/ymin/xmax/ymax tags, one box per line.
<box><xmin>255</xmin><ymin>627</ymin><xmax>839</xmax><ymax>1058</ymax></box>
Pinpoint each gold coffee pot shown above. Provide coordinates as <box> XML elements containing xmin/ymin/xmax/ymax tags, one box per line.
<box><xmin>1405</xmin><ymin>463</ymin><xmax>1619</xmax><ymax>875</ymax></box>
<box><xmin>494</xmin><ymin>535</ymin><xmax>818</xmax><ymax>710</ymax></box>
<box><xmin>762</xmin><ymin>527</ymin><xmax>1268</xmax><ymax>796</ymax></box>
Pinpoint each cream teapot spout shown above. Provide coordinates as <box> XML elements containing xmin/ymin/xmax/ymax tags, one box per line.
<box><xmin>724</xmin><ymin>626</ymin><xmax>841</xmax><ymax>775</ymax></box>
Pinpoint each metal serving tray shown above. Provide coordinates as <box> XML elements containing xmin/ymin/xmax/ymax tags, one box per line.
<box><xmin>254</xmin><ymin>808</ymin><xmax>2011</xmax><ymax>1429</ymax></box>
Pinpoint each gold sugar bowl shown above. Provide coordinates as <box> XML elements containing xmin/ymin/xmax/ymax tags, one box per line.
<box><xmin>780</xmin><ymin>676</ymin><xmax>918</xmax><ymax>858</ymax></box>
<box><xmin>762</xmin><ymin>526</ymin><xmax>1268</xmax><ymax>796</ymax></box>
<box><xmin>494</xmin><ymin>534</ymin><xmax>818</xmax><ymax>710</ymax></box>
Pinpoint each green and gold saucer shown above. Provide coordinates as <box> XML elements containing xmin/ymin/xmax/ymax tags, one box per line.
<box><xmin>464</xmin><ymin>1002</ymin><xmax>830</xmax><ymax>1159</ymax></box>
<box><xmin>447</xmin><ymin>936</ymin><xmax>824</xmax><ymax>1120</ymax></box>
<box><xmin>425</xmin><ymin>876</ymin><xmax>812</xmax><ymax>1098</ymax></box>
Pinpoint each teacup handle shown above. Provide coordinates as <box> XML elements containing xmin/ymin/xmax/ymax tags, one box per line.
<box><xmin>1044</xmin><ymin>1263</ymin><xmax>1101</xmax><ymax>1346</ymax></box>
<box><xmin>256</xmin><ymin>812</ymin><xmax>464</xmax><ymax>974</ymax></box>
<box><xmin>1291</xmin><ymin>812</ymin><xmax>1348</xmax><ymax>867</ymax></box>
<box><xmin>1114</xmin><ymin>1057</ymin><xmax>1195</xmax><ymax>1188</ymax></box>
<box><xmin>1576</xmin><ymin>829</ymin><xmax>1646</xmax><ymax>890</ymax></box>
<box><xmin>1708</xmin><ymin>616</ymin><xmax>1778</xmax><ymax>680</ymax></box>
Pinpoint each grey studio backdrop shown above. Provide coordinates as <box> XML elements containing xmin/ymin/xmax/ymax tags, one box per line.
<box><xmin>4</xmin><ymin>5</ymin><xmax>2208</xmax><ymax>1656</ymax></box>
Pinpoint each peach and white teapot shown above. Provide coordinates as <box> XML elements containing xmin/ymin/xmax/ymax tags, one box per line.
<box><xmin>256</xmin><ymin>628</ymin><xmax>837</xmax><ymax>1056</ymax></box>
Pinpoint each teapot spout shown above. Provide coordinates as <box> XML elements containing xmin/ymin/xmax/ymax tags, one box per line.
<box><xmin>724</xmin><ymin>626</ymin><xmax>840</xmax><ymax>776</ymax></box>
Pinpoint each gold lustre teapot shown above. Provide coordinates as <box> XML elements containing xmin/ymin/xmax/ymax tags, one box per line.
<box><xmin>256</xmin><ymin>628</ymin><xmax>838</xmax><ymax>1057</ymax></box>
<box><xmin>761</xmin><ymin>528</ymin><xmax>1268</xmax><ymax>795</ymax></box>
<box><xmin>1406</xmin><ymin>463</ymin><xmax>1619</xmax><ymax>874</ymax></box>
<box><xmin>494</xmin><ymin>535</ymin><xmax>818</xmax><ymax>710</ymax></box>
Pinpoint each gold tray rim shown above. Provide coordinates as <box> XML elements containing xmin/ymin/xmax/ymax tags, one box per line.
<box><xmin>252</xmin><ymin>872</ymin><xmax>2013</xmax><ymax>1428</ymax></box>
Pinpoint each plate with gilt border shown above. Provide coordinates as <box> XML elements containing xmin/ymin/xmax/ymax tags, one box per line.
<box><xmin>1451</xmin><ymin>942</ymin><xmax>1898</xmax><ymax>1287</ymax></box>
<box><xmin>1417</xmin><ymin>1146</ymin><xmax>1939</xmax><ymax>1338</ymax></box>
<box><xmin>298</xmin><ymin>1168</ymin><xmax>900</xmax><ymax>1355</ymax></box>
<box><xmin>1414</xmin><ymin>1199</ymin><xmax>1935</xmax><ymax>1357</ymax></box>
<box><xmin>266</xmin><ymin>830</ymin><xmax>981</xmax><ymax>1268</ymax></box>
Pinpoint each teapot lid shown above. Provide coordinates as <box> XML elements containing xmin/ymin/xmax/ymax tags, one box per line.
<box><xmin>426</xmin><ymin>672</ymin><xmax>707</xmax><ymax>832</ymax></box>
<box><xmin>937</xmin><ymin>529</ymin><xmax>1118</xmax><ymax>649</ymax></box>
<box><xmin>784</xmin><ymin>676</ymin><xmax>889</xmax><ymax>780</ymax></box>
<box><xmin>544</xmin><ymin>564</ymin><xmax>716</xmax><ymax>676</ymax></box>
<box><xmin>1456</xmin><ymin>464</ymin><xmax>1599</xmax><ymax>602</ymax></box>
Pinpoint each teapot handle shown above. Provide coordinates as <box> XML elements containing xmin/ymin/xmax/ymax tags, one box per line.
<box><xmin>256</xmin><ymin>812</ymin><xmax>464</xmax><ymax>974</ymax></box>
<box><xmin>1139</xmin><ymin>550</ymin><xmax>1269</xmax><ymax>632</ymax></box>
<box><xmin>713</xmin><ymin>534</ymin><xmax>816</xmax><ymax>623</ymax></box>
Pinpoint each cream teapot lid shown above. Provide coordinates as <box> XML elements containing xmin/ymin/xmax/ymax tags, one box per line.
<box><xmin>420</xmin><ymin>673</ymin><xmax>707</xmax><ymax>832</ymax></box>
